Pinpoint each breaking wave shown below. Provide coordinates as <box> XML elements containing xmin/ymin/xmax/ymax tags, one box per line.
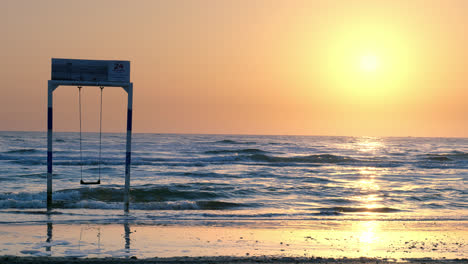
<box><xmin>0</xmin><ymin>187</ymin><xmax>249</xmax><ymax>210</ymax></box>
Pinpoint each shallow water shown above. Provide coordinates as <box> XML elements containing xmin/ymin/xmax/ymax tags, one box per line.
<box><xmin>0</xmin><ymin>132</ymin><xmax>467</xmax><ymax>225</ymax></box>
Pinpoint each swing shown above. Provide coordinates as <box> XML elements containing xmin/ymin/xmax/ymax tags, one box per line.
<box><xmin>78</xmin><ymin>86</ymin><xmax>103</xmax><ymax>185</ymax></box>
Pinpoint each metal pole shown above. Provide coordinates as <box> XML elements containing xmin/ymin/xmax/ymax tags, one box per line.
<box><xmin>124</xmin><ymin>83</ymin><xmax>133</xmax><ymax>212</ymax></box>
<box><xmin>47</xmin><ymin>82</ymin><xmax>54</xmax><ymax>212</ymax></box>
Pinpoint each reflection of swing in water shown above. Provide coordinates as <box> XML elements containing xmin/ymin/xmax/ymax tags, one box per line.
<box><xmin>43</xmin><ymin>221</ymin><xmax>131</xmax><ymax>256</ymax></box>
<box><xmin>79</xmin><ymin>225</ymin><xmax>101</xmax><ymax>255</ymax></box>
<box><xmin>124</xmin><ymin>222</ymin><xmax>131</xmax><ymax>254</ymax></box>
<box><xmin>46</xmin><ymin>220</ymin><xmax>52</xmax><ymax>252</ymax></box>
<box><xmin>77</xmin><ymin>86</ymin><xmax>104</xmax><ymax>185</ymax></box>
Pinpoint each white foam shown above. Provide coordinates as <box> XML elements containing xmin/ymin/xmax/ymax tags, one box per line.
<box><xmin>0</xmin><ymin>199</ymin><xmax>44</xmax><ymax>209</ymax></box>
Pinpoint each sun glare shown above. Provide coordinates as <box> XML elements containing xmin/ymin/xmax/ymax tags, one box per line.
<box><xmin>315</xmin><ymin>22</ymin><xmax>419</xmax><ymax>101</ymax></box>
<box><xmin>359</xmin><ymin>54</ymin><xmax>379</xmax><ymax>72</ymax></box>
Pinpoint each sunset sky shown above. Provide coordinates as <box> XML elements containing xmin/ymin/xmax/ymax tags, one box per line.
<box><xmin>1</xmin><ymin>0</ymin><xmax>467</xmax><ymax>137</ymax></box>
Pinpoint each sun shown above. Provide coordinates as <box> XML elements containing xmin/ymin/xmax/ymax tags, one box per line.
<box><xmin>359</xmin><ymin>53</ymin><xmax>380</xmax><ymax>72</ymax></box>
<box><xmin>313</xmin><ymin>22</ymin><xmax>419</xmax><ymax>101</ymax></box>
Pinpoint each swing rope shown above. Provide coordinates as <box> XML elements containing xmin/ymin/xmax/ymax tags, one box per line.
<box><xmin>78</xmin><ymin>86</ymin><xmax>103</xmax><ymax>185</ymax></box>
<box><xmin>98</xmin><ymin>86</ymin><xmax>103</xmax><ymax>183</ymax></box>
<box><xmin>78</xmin><ymin>86</ymin><xmax>83</xmax><ymax>183</ymax></box>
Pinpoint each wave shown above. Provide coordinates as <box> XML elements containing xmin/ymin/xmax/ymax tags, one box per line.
<box><xmin>173</xmin><ymin>171</ymin><xmax>243</xmax><ymax>179</ymax></box>
<box><xmin>75</xmin><ymin>185</ymin><xmax>224</xmax><ymax>203</ymax></box>
<box><xmin>0</xmin><ymin>185</ymin><xmax>246</xmax><ymax>210</ymax></box>
<box><xmin>214</xmin><ymin>140</ymin><xmax>256</xmax><ymax>145</ymax></box>
<box><xmin>9</xmin><ymin>159</ymin><xmax>124</xmax><ymax>166</ymax></box>
<box><xmin>0</xmin><ymin>198</ymin><xmax>245</xmax><ymax>210</ymax></box>
<box><xmin>319</xmin><ymin>207</ymin><xmax>401</xmax><ymax>213</ymax></box>
<box><xmin>4</xmin><ymin>153</ymin><xmax>381</xmax><ymax>167</ymax></box>
<box><xmin>201</xmin><ymin>211</ymin><xmax>344</xmax><ymax>218</ymax></box>
<box><xmin>205</xmin><ymin>148</ymin><xmax>268</xmax><ymax>155</ymax></box>
<box><xmin>420</xmin><ymin>151</ymin><xmax>468</xmax><ymax>162</ymax></box>
<box><xmin>62</xmin><ymin>200</ymin><xmax>245</xmax><ymax>210</ymax></box>
<box><xmin>14</xmin><ymin>173</ymin><xmax>47</xmax><ymax>179</ymax></box>
<box><xmin>5</xmin><ymin>148</ymin><xmax>38</xmax><ymax>154</ymax></box>
<box><xmin>195</xmin><ymin>201</ymin><xmax>245</xmax><ymax>210</ymax></box>
<box><xmin>245</xmin><ymin>154</ymin><xmax>357</xmax><ymax>164</ymax></box>
<box><xmin>8</xmin><ymin>148</ymin><xmax>468</xmax><ymax>169</ymax></box>
<box><xmin>424</xmin><ymin>155</ymin><xmax>452</xmax><ymax>161</ymax></box>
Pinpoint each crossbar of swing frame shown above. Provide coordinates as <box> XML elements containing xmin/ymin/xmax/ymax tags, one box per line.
<box><xmin>47</xmin><ymin>80</ymin><xmax>133</xmax><ymax>212</ymax></box>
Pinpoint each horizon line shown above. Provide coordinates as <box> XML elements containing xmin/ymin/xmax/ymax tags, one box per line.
<box><xmin>1</xmin><ymin>129</ymin><xmax>467</xmax><ymax>140</ymax></box>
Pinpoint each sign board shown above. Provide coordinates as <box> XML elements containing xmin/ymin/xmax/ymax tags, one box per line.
<box><xmin>51</xmin><ymin>58</ymin><xmax>130</xmax><ymax>83</ymax></box>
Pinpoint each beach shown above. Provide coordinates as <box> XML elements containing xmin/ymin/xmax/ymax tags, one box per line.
<box><xmin>1</xmin><ymin>256</ymin><xmax>467</xmax><ymax>264</ymax></box>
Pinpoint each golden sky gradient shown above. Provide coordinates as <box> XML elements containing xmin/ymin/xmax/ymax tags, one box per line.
<box><xmin>1</xmin><ymin>0</ymin><xmax>467</xmax><ymax>137</ymax></box>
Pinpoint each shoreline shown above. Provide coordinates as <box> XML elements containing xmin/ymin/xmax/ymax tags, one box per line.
<box><xmin>0</xmin><ymin>256</ymin><xmax>467</xmax><ymax>264</ymax></box>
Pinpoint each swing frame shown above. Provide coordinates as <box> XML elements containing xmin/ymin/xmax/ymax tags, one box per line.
<box><xmin>47</xmin><ymin>80</ymin><xmax>133</xmax><ymax>212</ymax></box>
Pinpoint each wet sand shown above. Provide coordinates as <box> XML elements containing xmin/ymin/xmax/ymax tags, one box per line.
<box><xmin>0</xmin><ymin>221</ymin><xmax>466</xmax><ymax>262</ymax></box>
<box><xmin>0</xmin><ymin>256</ymin><xmax>467</xmax><ymax>264</ymax></box>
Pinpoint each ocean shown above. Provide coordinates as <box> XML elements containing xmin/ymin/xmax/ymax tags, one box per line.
<box><xmin>1</xmin><ymin>131</ymin><xmax>466</xmax><ymax>225</ymax></box>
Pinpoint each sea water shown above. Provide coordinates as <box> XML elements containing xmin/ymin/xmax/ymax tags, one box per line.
<box><xmin>0</xmin><ymin>131</ymin><xmax>466</xmax><ymax>225</ymax></box>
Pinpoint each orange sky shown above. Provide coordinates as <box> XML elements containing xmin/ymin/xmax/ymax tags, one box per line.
<box><xmin>1</xmin><ymin>0</ymin><xmax>467</xmax><ymax>137</ymax></box>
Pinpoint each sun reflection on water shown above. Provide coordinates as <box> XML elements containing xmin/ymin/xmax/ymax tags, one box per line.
<box><xmin>356</xmin><ymin>137</ymin><xmax>384</xmax><ymax>152</ymax></box>
<box><xmin>349</xmin><ymin>167</ymin><xmax>385</xmax><ymax>210</ymax></box>
<box><xmin>339</xmin><ymin>136</ymin><xmax>385</xmax><ymax>153</ymax></box>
